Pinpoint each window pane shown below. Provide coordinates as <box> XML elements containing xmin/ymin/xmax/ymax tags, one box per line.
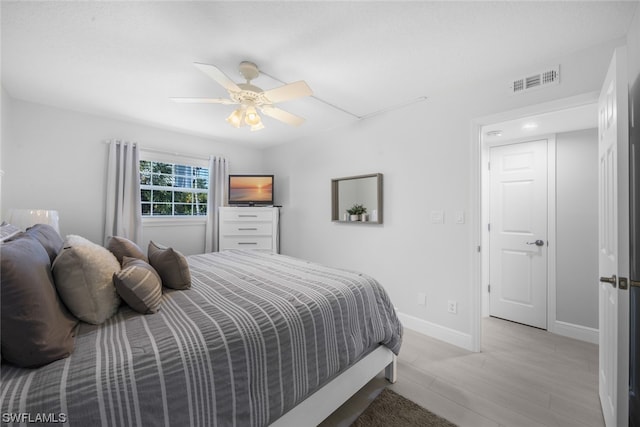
<box><xmin>175</xmin><ymin>165</ymin><xmax>192</xmax><ymax>176</ymax></box>
<box><xmin>154</xmin><ymin>190</ymin><xmax>172</xmax><ymax>202</ymax></box>
<box><xmin>152</xmin><ymin>174</ymin><xmax>174</xmax><ymax>187</ymax></box>
<box><xmin>140</xmin><ymin>173</ymin><xmax>151</xmax><ymax>185</ymax></box>
<box><xmin>141</xmin><ymin>204</ymin><xmax>151</xmax><ymax>216</ymax></box>
<box><xmin>174</xmin><ymin>176</ymin><xmax>192</xmax><ymax>188</ymax></box>
<box><xmin>141</xmin><ymin>189</ymin><xmax>151</xmax><ymax>202</ymax></box>
<box><xmin>195</xmin><ymin>178</ymin><xmax>208</xmax><ymax>189</ymax></box>
<box><xmin>174</xmin><ymin>204</ymin><xmax>193</xmax><ymax>215</ymax></box>
<box><xmin>197</xmin><ymin>193</ymin><xmax>208</xmax><ymax>204</ymax></box>
<box><xmin>140</xmin><ymin>161</ymin><xmax>152</xmax><ymax>173</ymax></box>
<box><xmin>153</xmin><ymin>204</ymin><xmax>172</xmax><ymax>215</ymax></box>
<box><xmin>194</xmin><ymin>205</ymin><xmax>207</xmax><ymax>216</ymax></box>
<box><xmin>153</xmin><ymin>162</ymin><xmax>173</xmax><ymax>174</ymax></box>
<box><xmin>174</xmin><ymin>191</ymin><xmax>193</xmax><ymax>203</ymax></box>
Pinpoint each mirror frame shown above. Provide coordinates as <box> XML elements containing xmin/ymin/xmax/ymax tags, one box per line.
<box><xmin>331</xmin><ymin>173</ymin><xmax>383</xmax><ymax>224</ymax></box>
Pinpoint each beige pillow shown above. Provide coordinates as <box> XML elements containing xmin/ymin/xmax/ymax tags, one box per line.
<box><xmin>148</xmin><ymin>241</ymin><xmax>191</xmax><ymax>290</ymax></box>
<box><xmin>52</xmin><ymin>235</ymin><xmax>121</xmax><ymax>324</ymax></box>
<box><xmin>113</xmin><ymin>257</ymin><xmax>162</xmax><ymax>314</ymax></box>
<box><xmin>106</xmin><ymin>235</ymin><xmax>148</xmax><ymax>264</ymax></box>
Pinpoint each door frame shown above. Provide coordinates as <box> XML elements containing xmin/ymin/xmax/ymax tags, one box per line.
<box><xmin>483</xmin><ymin>135</ymin><xmax>556</xmax><ymax>330</ymax></box>
<box><xmin>469</xmin><ymin>91</ymin><xmax>599</xmax><ymax>352</ymax></box>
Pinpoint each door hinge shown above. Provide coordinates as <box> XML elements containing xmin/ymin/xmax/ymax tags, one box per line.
<box><xmin>488</xmin><ymin>161</ymin><xmax>491</xmax><ymax>171</ymax></box>
<box><xmin>477</xmin><ymin>245</ymin><xmax>481</xmax><ymax>253</ymax></box>
<box><xmin>488</xmin><ymin>223</ymin><xmax>491</xmax><ymax>232</ymax></box>
<box><xmin>488</xmin><ymin>284</ymin><xmax>491</xmax><ymax>293</ymax></box>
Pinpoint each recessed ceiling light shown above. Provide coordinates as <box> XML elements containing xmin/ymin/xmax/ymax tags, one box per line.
<box><xmin>522</xmin><ymin>122</ymin><xmax>538</xmax><ymax>130</ymax></box>
<box><xmin>486</xmin><ymin>130</ymin><xmax>503</xmax><ymax>137</ymax></box>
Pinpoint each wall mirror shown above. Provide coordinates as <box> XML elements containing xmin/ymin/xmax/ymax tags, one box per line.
<box><xmin>331</xmin><ymin>173</ymin><xmax>383</xmax><ymax>224</ymax></box>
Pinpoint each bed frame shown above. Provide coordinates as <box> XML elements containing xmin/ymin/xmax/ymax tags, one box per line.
<box><xmin>270</xmin><ymin>345</ymin><xmax>397</xmax><ymax>426</ymax></box>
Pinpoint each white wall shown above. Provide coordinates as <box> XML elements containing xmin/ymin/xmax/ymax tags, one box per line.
<box><xmin>555</xmin><ymin>128</ymin><xmax>599</xmax><ymax>329</ymax></box>
<box><xmin>629</xmin><ymin>4</ymin><xmax>640</xmax><ymax>88</ymax></box>
<box><xmin>264</xmin><ymin>38</ymin><xmax>624</xmax><ymax>347</ymax></box>
<box><xmin>1</xmin><ymin>97</ymin><xmax>264</xmax><ymax>254</ymax></box>
<box><xmin>0</xmin><ymin>88</ymin><xmax>9</xmax><ymax>213</ymax></box>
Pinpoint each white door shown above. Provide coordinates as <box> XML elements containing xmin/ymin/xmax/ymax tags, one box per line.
<box><xmin>489</xmin><ymin>139</ymin><xmax>548</xmax><ymax>329</ymax></box>
<box><xmin>598</xmin><ymin>47</ymin><xmax>630</xmax><ymax>427</ymax></box>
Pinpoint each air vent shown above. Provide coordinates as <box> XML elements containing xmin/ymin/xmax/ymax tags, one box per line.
<box><xmin>510</xmin><ymin>65</ymin><xmax>560</xmax><ymax>95</ymax></box>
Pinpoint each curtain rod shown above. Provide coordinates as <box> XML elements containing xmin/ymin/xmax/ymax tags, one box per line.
<box><xmin>104</xmin><ymin>140</ymin><xmax>211</xmax><ymax>161</ymax></box>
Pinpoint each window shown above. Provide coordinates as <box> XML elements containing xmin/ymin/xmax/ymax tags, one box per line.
<box><xmin>139</xmin><ymin>160</ymin><xmax>209</xmax><ymax>217</ymax></box>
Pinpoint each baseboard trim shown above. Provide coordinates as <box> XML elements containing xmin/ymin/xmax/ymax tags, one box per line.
<box><xmin>552</xmin><ymin>320</ymin><xmax>599</xmax><ymax>344</ymax></box>
<box><xmin>397</xmin><ymin>312</ymin><xmax>474</xmax><ymax>351</ymax></box>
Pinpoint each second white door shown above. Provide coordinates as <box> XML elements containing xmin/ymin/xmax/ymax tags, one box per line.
<box><xmin>489</xmin><ymin>139</ymin><xmax>548</xmax><ymax>329</ymax></box>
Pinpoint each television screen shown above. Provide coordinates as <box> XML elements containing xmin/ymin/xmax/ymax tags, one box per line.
<box><xmin>228</xmin><ymin>175</ymin><xmax>274</xmax><ymax>205</ymax></box>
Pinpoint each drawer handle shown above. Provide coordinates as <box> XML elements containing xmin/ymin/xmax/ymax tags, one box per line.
<box><xmin>238</xmin><ymin>227</ymin><xmax>258</xmax><ymax>231</ymax></box>
<box><xmin>238</xmin><ymin>215</ymin><xmax>258</xmax><ymax>218</ymax></box>
<box><xmin>238</xmin><ymin>242</ymin><xmax>258</xmax><ymax>245</ymax></box>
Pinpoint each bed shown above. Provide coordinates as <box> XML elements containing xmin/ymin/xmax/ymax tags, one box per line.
<box><xmin>1</xmin><ymin>247</ymin><xmax>402</xmax><ymax>426</ymax></box>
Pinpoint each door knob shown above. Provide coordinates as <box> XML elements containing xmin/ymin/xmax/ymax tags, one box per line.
<box><xmin>526</xmin><ymin>239</ymin><xmax>544</xmax><ymax>246</ymax></box>
<box><xmin>600</xmin><ymin>274</ymin><xmax>617</xmax><ymax>288</ymax></box>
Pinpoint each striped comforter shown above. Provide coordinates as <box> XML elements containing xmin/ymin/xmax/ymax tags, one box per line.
<box><xmin>1</xmin><ymin>250</ymin><xmax>402</xmax><ymax>426</ymax></box>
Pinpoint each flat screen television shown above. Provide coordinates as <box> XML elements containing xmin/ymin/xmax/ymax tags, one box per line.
<box><xmin>228</xmin><ymin>174</ymin><xmax>274</xmax><ymax>206</ymax></box>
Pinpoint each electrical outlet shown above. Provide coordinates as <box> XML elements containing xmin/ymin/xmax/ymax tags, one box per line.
<box><xmin>447</xmin><ymin>300</ymin><xmax>457</xmax><ymax>314</ymax></box>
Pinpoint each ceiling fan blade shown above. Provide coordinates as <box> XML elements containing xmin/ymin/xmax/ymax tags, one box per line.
<box><xmin>262</xmin><ymin>81</ymin><xmax>313</xmax><ymax>104</ymax></box>
<box><xmin>193</xmin><ymin>63</ymin><xmax>242</xmax><ymax>93</ymax></box>
<box><xmin>260</xmin><ymin>106</ymin><xmax>305</xmax><ymax>126</ymax></box>
<box><xmin>170</xmin><ymin>97</ymin><xmax>237</xmax><ymax>105</ymax></box>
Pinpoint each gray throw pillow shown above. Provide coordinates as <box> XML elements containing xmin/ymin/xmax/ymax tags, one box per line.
<box><xmin>148</xmin><ymin>241</ymin><xmax>191</xmax><ymax>290</ymax></box>
<box><xmin>52</xmin><ymin>235</ymin><xmax>121</xmax><ymax>324</ymax></box>
<box><xmin>106</xmin><ymin>235</ymin><xmax>148</xmax><ymax>264</ymax></box>
<box><xmin>25</xmin><ymin>223</ymin><xmax>64</xmax><ymax>263</ymax></box>
<box><xmin>113</xmin><ymin>257</ymin><xmax>162</xmax><ymax>314</ymax></box>
<box><xmin>1</xmin><ymin>235</ymin><xmax>78</xmax><ymax>368</ymax></box>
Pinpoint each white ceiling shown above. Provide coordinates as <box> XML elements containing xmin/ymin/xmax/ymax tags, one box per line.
<box><xmin>482</xmin><ymin>103</ymin><xmax>599</xmax><ymax>144</ymax></box>
<box><xmin>1</xmin><ymin>1</ymin><xmax>637</xmax><ymax>147</ymax></box>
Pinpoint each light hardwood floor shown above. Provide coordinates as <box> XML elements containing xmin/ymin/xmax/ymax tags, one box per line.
<box><xmin>320</xmin><ymin>317</ymin><xmax>603</xmax><ymax>427</ymax></box>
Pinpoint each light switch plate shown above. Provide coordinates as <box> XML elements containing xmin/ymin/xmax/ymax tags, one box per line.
<box><xmin>430</xmin><ymin>210</ymin><xmax>444</xmax><ymax>224</ymax></box>
<box><xmin>417</xmin><ymin>292</ymin><xmax>427</xmax><ymax>306</ymax></box>
<box><xmin>455</xmin><ymin>210</ymin><xmax>465</xmax><ymax>224</ymax></box>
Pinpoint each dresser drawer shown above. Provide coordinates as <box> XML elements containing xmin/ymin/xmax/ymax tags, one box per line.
<box><xmin>220</xmin><ymin>236</ymin><xmax>273</xmax><ymax>250</ymax></box>
<box><xmin>221</xmin><ymin>222</ymin><xmax>273</xmax><ymax>236</ymax></box>
<box><xmin>219</xmin><ymin>207</ymin><xmax>278</xmax><ymax>253</ymax></box>
<box><xmin>222</xmin><ymin>209</ymin><xmax>274</xmax><ymax>222</ymax></box>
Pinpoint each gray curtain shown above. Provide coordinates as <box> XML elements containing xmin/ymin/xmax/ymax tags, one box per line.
<box><xmin>104</xmin><ymin>140</ymin><xmax>142</xmax><ymax>245</ymax></box>
<box><xmin>205</xmin><ymin>156</ymin><xmax>228</xmax><ymax>252</ymax></box>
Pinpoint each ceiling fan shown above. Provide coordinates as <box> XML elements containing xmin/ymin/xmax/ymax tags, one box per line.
<box><xmin>171</xmin><ymin>61</ymin><xmax>313</xmax><ymax>131</ymax></box>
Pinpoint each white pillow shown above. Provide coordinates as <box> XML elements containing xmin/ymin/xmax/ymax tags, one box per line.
<box><xmin>52</xmin><ymin>235</ymin><xmax>121</xmax><ymax>324</ymax></box>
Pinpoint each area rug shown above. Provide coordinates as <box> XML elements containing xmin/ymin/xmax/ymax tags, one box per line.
<box><xmin>351</xmin><ymin>388</ymin><xmax>457</xmax><ymax>427</ymax></box>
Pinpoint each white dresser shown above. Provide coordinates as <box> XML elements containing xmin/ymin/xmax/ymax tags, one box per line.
<box><xmin>218</xmin><ymin>207</ymin><xmax>279</xmax><ymax>253</ymax></box>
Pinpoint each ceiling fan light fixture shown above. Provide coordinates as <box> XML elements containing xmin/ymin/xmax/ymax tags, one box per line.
<box><xmin>226</xmin><ymin>108</ymin><xmax>245</xmax><ymax>128</ymax></box>
<box><xmin>176</xmin><ymin>62</ymin><xmax>312</xmax><ymax>130</ymax></box>
<box><xmin>245</xmin><ymin>106</ymin><xmax>262</xmax><ymax>126</ymax></box>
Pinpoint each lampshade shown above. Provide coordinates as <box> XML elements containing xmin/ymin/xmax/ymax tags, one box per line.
<box><xmin>8</xmin><ymin>209</ymin><xmax>60</xmax><ymax>233</ymax></box>
<box><xmin>226</xmin><ymin>108</ymin><xmax>245</xmax><ymax>128</ymax></box>
<box><xmin>245</xmin><ymin>107</ymin><xmax>261</xmax><ymax>126</ymax></box>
